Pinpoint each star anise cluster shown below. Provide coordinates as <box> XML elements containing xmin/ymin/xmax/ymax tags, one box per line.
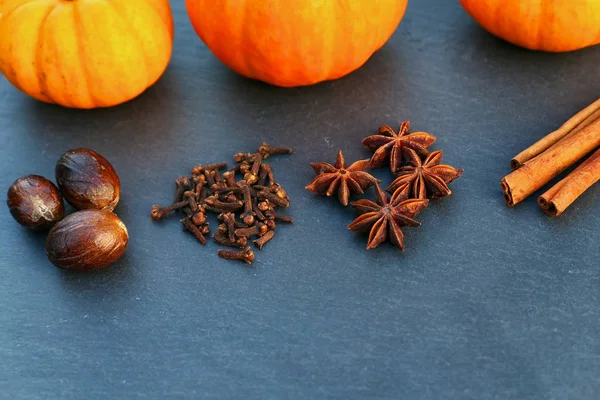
<box><xmin>306</xmin><ymin>121</ymin><xmax>463</xmax><ymax>251</ymax></box>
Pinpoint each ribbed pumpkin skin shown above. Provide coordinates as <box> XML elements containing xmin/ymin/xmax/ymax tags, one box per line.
<box><xmin>186</xmin><ymin>0</ymin><xmax>408</xmax><ymax>87</ymax></box>
<box><xmin>460</xmin><ymin>0</ymin><xmax>600</xmax><ymax>52</ymax></box>
<box><xmin>0</xmin><ymin>0</ymin><xmax>174</xmax><ymax>109</ymax></box>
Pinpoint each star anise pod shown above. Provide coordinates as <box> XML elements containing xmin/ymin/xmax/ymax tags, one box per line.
<box><xmin>305</xmin><ymin>150</ymin><xmax>379</xmax><ymax>206</ymax></box>
<box><xmin>387</xmin><ymin>148</ymin><xmax>463</xmax><ymax>200</ymax></box>
<box><xmin>362</xmin><ymin>121</ymin><xmax>437</xmax><ymax>173</ymax></box>
<box><xmin>348</xmin><ymin>183</ymin><xmax>429</xmax><ymax>250</ymax></box>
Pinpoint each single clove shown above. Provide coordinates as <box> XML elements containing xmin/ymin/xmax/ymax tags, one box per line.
<box><xmin>217</xmin><ymin>247</ymin><xmax>255</xmax><ymax>265</ymax></box>
<box><xmin>244</xmin><ymin>153</ymin><xmax>262</xmax><ymax>184</ymax></box>
<box><xmin>264</xmin><ymin>211</ymin><xmax>294</xmax><ymax>224</ymax></box>
<box><xmin>222</xmin><ymin>212</ymin><xmax>237</xmax><ymax>242</ymax></box>
<box><xmin>223</xmin><ymin>170</ymin><xmax>236</xmax><ymax>187</ymax></box>
<box><xmin>173</xmin><ymin>176</ymin><xmax>190</xmax><ymax>204</ymax></box>
<box><xmin>239</xmin><ymin>161</ymin><xmax>251</xmax><ymax>175</ymax></box>
<box><xmin>234</xmin><ymin>222</ymin><xmax>268</xmax><ymax>238</ymax></box>
<box><xmin>192</xmin><ymin>162</ymin><xmax>227</xmax><ymax>176</ymax></box>
<box><xmin>239</xmin><ymin>183</ymin><xmax>255</xmax><ymax>225</ymax></box>
<box><xmin>257</xmin><ymin>200</ymin><xmax>271</xmax><ymax>212</ymax></box>
<box><xmin>205</xmin><ymin>196</ymin><xmax>243</xmax><ymax>212</ymax></box>
<box><xmin>180</xmin><ymin>217</ymin><xmax>207</xmax><ymax>244</ymax></box>
<box><xmin>257</xmin><ymin>164</ymin><xmax>275</xmax><ymax>186</ymax></box>
<box><xmin>184</xmin><ymin>191</ymin><xmax>199</xmax><ymax>212</ymax></box>
<box><xmin>257</xmin><ymin>143</ymin><xmax>293</xmax><ymax>159</ymax></box>
<box><xmin>194</xmin><ymin>174</ymin><xmax>207</xmax><ymax>196</ymax></box>
<box><xmin>212</xmin><ymin>233</ymin><xmax>247</xmax><ymax>249</ymax></box>
<box><xmin>257</xmin><ymin>189</ymin><xmax>289</xmax><ymax>208</ymax></box>
<box><xmin>151</xmin><ymin>200</ymin><xmax>189</xmax><ymax>220</ymax></box>
<box><xmin>253</xmin><ymin>230</ymin><xmax>275</xmax><ymax>250</ymax></box>
<box><xmin>191</xmin><ymin>211</ymin><xmax>206</xmax><ymax>226</ymax></box>
<box><xmin>252</xmin><ymin>196</ymin><xmax>266</xmax><ymax>221</ymax></box>
<box><xmin>265</xmin><ymin>219</ymin><xmax>276</xmax><ymax>230</ymax></box>
<box><xmin>233</xmin><ymin>152</ymin><xmax>258</xmax><ymax>163</ymax></box>
<box><xmin>204</xmin><ymin>170</ymin><xmax>216</xmax><ymax>190</ymax></box>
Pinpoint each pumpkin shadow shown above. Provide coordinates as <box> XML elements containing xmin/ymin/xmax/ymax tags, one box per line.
<box><xmin>16</xmin><ymin>65</ymin><xmax>183</xmax><ymax>153</ymax></box>
<box><xmin>452</xmin><ymin>20</ymin><xmax>600</xmax><ymax>81</ymax></box>
<box><xmin>214</xmin><ymin>43</ymin><xmax>408</xmax><ymax>109</ymax></box>
<box><xmin>220</xmin><ymin>42</ymin><xmax>403</xmax><ymax>89</ymax></box>
<box><xmin>200</xmin><ymin>44</ymin><xmax>410</xmax><ymax>148</ymax></box>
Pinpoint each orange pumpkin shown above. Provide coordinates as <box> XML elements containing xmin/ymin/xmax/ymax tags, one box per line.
<box><xmin>0</xmin><ymin>0</ymin><xmax>174</xmax><ymax>109</ymax></box>
<box><xmin>460</xmin><ymin>0</ymin><xmax>600</xmax><ymax>52</ymax></box>
<box><xmin>185</xmin><ymin>0</ymin><xmax>408</xmax><ymax>87</ymax></box>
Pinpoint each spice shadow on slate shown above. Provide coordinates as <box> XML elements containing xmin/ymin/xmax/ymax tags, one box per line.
<box><xmin>16</xmin><ymin>228</ymin><xmax>49</xmax><ymax>260</ymax></box>
<box><xmin>56</xmin><ymin>249</ymin><xmax>136</xmax><ymax>288</ymax></box>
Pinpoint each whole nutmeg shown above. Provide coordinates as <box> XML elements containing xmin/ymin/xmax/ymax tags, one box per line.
<box><xmin>7</xmin><ymin>175</ymin><xmax>65</xmax><ymax>230</ymax></box>
<box><xmin>55</xmin><ymin>148</ymin><xmax>120</xmax><ymax>212</ymax></box>
<box><xmin>45</xmin><ymin>210</ymin><xmax>128</xmax><ymax>271</ymax></box>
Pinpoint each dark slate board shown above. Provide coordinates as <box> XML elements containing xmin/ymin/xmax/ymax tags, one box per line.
<box><xmin>1</xmin><ymin>1</ymin><xmax>599</xmax><ymax>399</ymax></box>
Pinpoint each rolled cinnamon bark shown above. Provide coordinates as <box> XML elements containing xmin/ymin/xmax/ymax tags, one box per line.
<box><xmin>501</xmin><ymin>116</ymin><xmax>600</xmax><ymax>206</ymax></box>
<box><xmin>538</xmin><ymin>148</ymin><xmax>600</xmax><ymax>216</ymax></box>
<box><xmin>511</xmin><ymin>98</ymin><xmax>600</xmax><ymax>170</ymax></box>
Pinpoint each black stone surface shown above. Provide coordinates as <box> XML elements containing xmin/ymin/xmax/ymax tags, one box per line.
<box><xmin>1</xmin><ymin>1</ymin><xmax>599</xmax><ymax>399</ymax></box>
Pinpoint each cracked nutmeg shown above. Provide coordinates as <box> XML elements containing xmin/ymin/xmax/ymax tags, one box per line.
<box><xmin>7</xmin><ymin>175</ymin><xmax>65</xmax><ymax>230</ymax></box>
<box><xmin>387</xmin><ymin>149</ymin><xmax>463</xmax><ymax>200</ymax></box>
<box><xmin>362</xmin><ymin>121</ymin><xmax>436</xmax><ymax>173</ymax></box>
<box><xmin>348</xmin><ymin>183</ymin><xmax>428</xmax><ymax>250</ymax></box>
<box><xmin>305</xmin><ymin>149</ymin><xmax>379</xmax><ymax>206</ymax></box>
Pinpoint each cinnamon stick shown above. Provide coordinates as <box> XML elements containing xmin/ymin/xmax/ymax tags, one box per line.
<box><xmin>538</xmin><ymin>148</ymin><xmax>600</xmax><ymax>216</ymax></box>
<box><xmin>500</xmin><ymin>116</ymin><xmax>600</xmax><ymax>206</ymax></box>
<box><xmin>510</xmin><ymin>98</ymin><xmax>600</xmax><ymax>170</ymax></box>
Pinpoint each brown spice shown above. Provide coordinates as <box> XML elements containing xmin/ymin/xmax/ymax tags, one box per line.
<box><xmin>150</xmin><ymin>200</ymin><xmax>190</xmax><ymax>220</ymax></box>
<box><xmin>7</xmin><ymin>175</ymin><xmax>65</xmax><ymax>230</ymax></box>
<box><xmin>217</xmin><ymin>247</ymin><xmax>255</xmax><ymax>265</ymax></box>
<box><xmin>538</xmin><ymin>148</ymin><xmax>600</xmax><ymax>216</ymax></box>
<box><xmin>304</xmin><ymin>121</ymin><xmax>460</xmax><ymax>253</ymax></box>
<box><xmin>305</xmin><ymin>150</ymin><xmax>379</xmax><ymax>206</ymax></box>
<box><xmin>191</xmin><ymin>162</ymin><xmax>227</xmax><ymax>176</ymax></box>
<box><xmin>348</xmin><ymin>184</ymin><xmax>428</xmax><ymax>250</ymax></box>
<box><xmin>234</xmin><ymin>223</ymin><xmax>267</xmax><ymax>238</ymax></box>
<box><xmin>253</xmin><ymin>230</ymin><xmax>275</xmax><ymax>250</ymax></box>
<box><xmin>180</xmin><ymin>217</ymin><xmax>207</xmax><ymax>245</ymax></box>
<box><xmin>362</xmin><ymin>121</ymin><xmax>437</xmax><ymax>173</ymax></box>
<box><xmin>213</xmin><ymin>233</ymin><xmax>248</xmax><ymax>248</ymax></box>
<box><xmin>501</xmin><ymin>115</ymin><xmax>600</xmax><ymax>206</ymax></box>
<box><xmin>511</xmin><ymin>99</ymin><xmax>600</xmax><ymax>170</ymax></box>
<box><xmin>221</xmin><ymin>212</ymin><xmax>237</xmax><ymax>242</ymax></box>
<box><xmin>387</xmin><ymin>149</ymin><xmax>463</xmax><ymax>200</ymax></box>
<box><xmin>173</xmin><ymin>176</ymin><xmax>190</xmax><ymax>204</ymax></box>
<box><xmin>150</xmin><ymin>142</ymin><xmax>293</xmax><ymax>265</ymax></box>
<box><xmin>258</xmin><ymin>143</ymin><xmax>293</xmax><ymax>159</ymax></box>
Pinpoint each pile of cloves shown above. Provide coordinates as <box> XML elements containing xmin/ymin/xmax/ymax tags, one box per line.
<box><xmin>150</xmin><ymin>143</ymin><xmax>293</xmax><ymax>265</ymax></box>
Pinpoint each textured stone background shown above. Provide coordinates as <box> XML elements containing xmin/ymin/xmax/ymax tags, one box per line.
<box><xmin>1</xmin><ymin>1</ymin><xmax>599</xmax><ymax>399</ymax></box>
